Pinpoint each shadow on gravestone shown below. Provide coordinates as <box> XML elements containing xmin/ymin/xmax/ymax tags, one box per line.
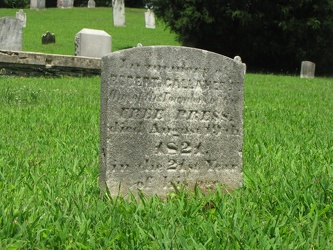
<box><xmin>42</xmin><ymin>31</ymin><xmax>55</xmax><ymax>44</ymax></box>
<box><xmin>0</xmin><ymin>17</ymin><xmax>23</xmax><ymax>51</ymax></box>
<box><xmin>100</xmin><ymin>46</ymin><xmax>245</xmax><ymax>198</ymax></box>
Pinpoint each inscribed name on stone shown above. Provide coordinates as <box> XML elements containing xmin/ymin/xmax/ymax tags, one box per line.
<box><xmin>75</xmin><ymin>28</ymin><xmax>111</xmax><ymax>58</ymax></box>
<box><xmin>0</xmin><ymin>17</ymin><xmax>23</xmax><ymax>51</ymax></box>
<box><xmin>112</xmin><ymin>0</ymin><xmax>126</xmax><ymax>26</ymax></box>
<box><xmin>100</xmin><ymin>46</ymin><xmax>245</xmax><ymax>197</ymax></box>
<box><xmin>300</xmin><ymin>61</ymin><xmax>315</xmax><ymax>79</ymax></box>
<box><xmin>16</xmin><ymin>9</ymin><xmax>26</xmax><ymax>28</ymax></box>
<box><xmin>145</xmin><ymin>9</ymin><xmax>155</xmax><ymax>29</ymax></box>
<box><xmin>30</xmin><ymin>0</ymin><xmax>45</xmax><ymax>9</ymax></box>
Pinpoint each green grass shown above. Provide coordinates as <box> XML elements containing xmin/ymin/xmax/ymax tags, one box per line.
<box><xmin>0</xmin><ymin>7</ymin><xmax>180</xmax><ymax>55</ymax></box>
<box><xmin>1</xmin><ymin>6</ymin><xmax>333</xmax><ymax>249</ymax></box>
<box><xmin>0</xmin><ymin>74</ymin><xmax>332</xmax><ymax>248</ymax></box>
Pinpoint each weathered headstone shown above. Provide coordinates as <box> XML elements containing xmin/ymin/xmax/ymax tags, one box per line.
<box><xmin>75</xmin><ymin>28</ymin><xmax>111</xmax><ymax>58</ymax></box>
<box><xmin>234</xmin><ymin>56</ymin><xmax>246</xmax><ymax>74</ymax></box>
<box><xmin>0</xmin><ymin>17</ymin><xmax>23</xmax><ymax>51</ymax></box>
<box><xmin>42</xmin><ymin>32</ymin><xmax>55</xmax><ymax>44</ymax></box>
<box><xmin>300</xmin><ymin>61</ymin><xmax>315</xmax><ymax>78</ymax></box>
<box><xmin>57</xmin><ymin>0</ymin><xmax>63</xmax><ymax>8</ymax></box>
<box><xmin>100</xmin><ymin>46</ymin><xmax>245</xmax><ymax>197</ymax></box>
<box><xmin>30</xmin><ymin>0</ymin><xmax>45</xmax><ymax>9</ymax></box>
<box><xmin>112</xmin><ymin>0</ymin><xmax>126</xmax><ymax>27</ymax></box>
<box><xmin>16</xmin><ymin>9</ymin><xmax>26</xmax><ymax>28</ymax></box>
<box><xmin>144</xmin><ymin>9</ymin><xmax>155</xmax><ymax>29</ymax></box>
<box><xmin>88</xmin><ymin>0</ymin><xmax>96</xmax><ymax>8</ymax></box>
<box><xmin>62</xmin><ymin>0</ymin><xmax>74</xmax><ymax>8</ymax></box>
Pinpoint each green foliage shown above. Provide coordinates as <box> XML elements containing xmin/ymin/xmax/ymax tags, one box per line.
<box><xmin>0</xmin><ymin>75</ymin><xmax>333</xmax><ymax>248</ymax></box>
<box><xmin>151</xmin><ymin>0</ymin><xmax>333</xmax><ymax>75</ymax></box>
<box><xmin>1</xmin><ymin>0</ymin><xmax>28</xmax><ymax>8</ymax></box>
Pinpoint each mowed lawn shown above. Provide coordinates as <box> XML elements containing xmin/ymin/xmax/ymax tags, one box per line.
<box><xmin>1</xmin><ymin>7</ymin><xmax>333</xmax><ymax>249</ymax></box>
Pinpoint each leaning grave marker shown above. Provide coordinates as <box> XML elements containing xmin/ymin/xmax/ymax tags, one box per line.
<box><xmin>100</xmin><ymin>46</ymin><xmax>245</xmax><ymax>197</ymax></box>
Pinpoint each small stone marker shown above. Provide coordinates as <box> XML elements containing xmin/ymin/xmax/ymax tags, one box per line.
<box><xmin>57</xmin><ymin>0</ymin><xmax>63</xmax><ymax>8</ymax></box>
<box><xmin>100</xmin><ymin>46</ymin><xmax>245</xmax><ymax>197</ymax></box>
<box><xmin>300</xmin><ymin>61</ymin><xmax>315</xmax><ymax>78</ymax></box>
<box><xmin>30</xmin><ymin>0</ymin><xmax>45</xmax><ymax>9</ymax></box>
<box><xmin>0</xmin><ymin>17</ymin><xmax>23</xmax><ymax>51</ymax></box>
<box><xmin>145</xmin><ymin>9</ymin><xmax>155</xmax><ymax>29</ymax></box>
<box><xmin>75</xmin><ymin>28</ymin><xmax>111</xmax><ymax>58</ymax></box>
<box><xmin>88</xmin><ymin>0</ymin><xmax>96</xmax><ymax>8</ymax></box>
<box><xmin>234</xmin><ymin>56</ymin><xmax>246</xmax><ymax>74</ymax></box>
<box><xmin>16</xmin><ymin>9</ymin><xmax>26</xmax><ymax>28</ymax></box>
<box><xmin>112</xmin><ymin>0</ymin><xmax>126</xmax><ymax>27</ymax></box>
<box><xmin>62</xmin><ymin>0</ymin><xmax>74</xmax><ymax>8</ymax></box>
<box><xmin>42</xmin><ymin>32</ymin><xmax>56</xmax><ymax>44</ymax></box>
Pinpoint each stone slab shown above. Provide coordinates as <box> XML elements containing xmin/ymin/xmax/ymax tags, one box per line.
<box><xmin>88</xmin><ymin>0</ymin><xmax>96</xmax><ymax>8</ymax></box>
<box><xmin>0</xmin><ymin>50</ymin><xmax>101</xmax><ymax>77</ymax></box>
<box><xmin>0</xmin><ymin>17</ymin><xmax>23</xmax><ymax>51</ymax></box>
<box><xmin>62</xmin><ymin>0</ymin><xmax>74</xmax><ymax>8</ymax></box>
<box><xmin>100</xmin><ymin>46</ymin><xmax>245</xmax><ymax>197</ymax></box>
<box><xmin>16</xmin><ymin>9</ymin><xmax>26</xmax><ymax>28</ymax></box>
<box><xmin>75</xmin><ymin>28</ymin><xmax>111</xmax><ymax>58</ymax></box>
<box><xmin>113</xmin><ymin>0</ymin><xmax>126</xmax><ymax>26</ymax></box>
<box><xmin>145</xmin><ymin>9</ymin><xmax>155</xmax><ymax>29</ymax></box>
<box><xmin>300</xmin><ymin>61</ymin><xmax>315</xmax><ymax>78</ymax></box>
<box><xmin>30</xmin><ymin>0</ymin><xmax>45</xmax><ymax>9</ymax></box>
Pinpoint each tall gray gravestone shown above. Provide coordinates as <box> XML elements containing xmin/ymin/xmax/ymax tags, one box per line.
<box><xmin>30</xmin><ymin>0</ymin><xmax>45</xmax><ymax>9</ymax></box>
<box><xmin>112</xmin><ymin>0</ymin><xmax>126</xmax><ymax>27</ymax></box>
<box><xmin>16</xmin><ymin>9</ymin><xmax>26</xmax><ymax>28</ymax></box>
<box><xmin>300</xmin><ymin>61</ymin><xmax>315</xmax><ymax>78</ymax></box>
<box><xmin>75</xmin><ymin>28</ymin><xmax>111</xmax><ymax>58</ymax></box>
<box><xmin>100</xmin><ymin>46</ymin><xmax>245</xmax><ymax>197</ymax></box>
<box><xmin>0</xmin><ymin>17</ymin><xmax>23</xmax><ymax>51</ymax></box>
<box><xmin>144</xmin><ymin>9</ymin><xmax>155</xmax><ymax>29</ymax></box>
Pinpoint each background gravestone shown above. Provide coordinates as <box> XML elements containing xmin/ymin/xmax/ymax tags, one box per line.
<box><xmin>145</xmin><ymin>9</ymin><xmax>155</xmax><ymax>29</ymax></box>
<box><xmin>30</xmin><ymin>0</ymin><xmax>45</xmax><ymax>9</ymax></box>
<box><xmin>75</xmin><ymin>28</ymin><xmax>111</xmax><ymax>58</ymax></box>
<box><xmin>16</xmin><ymin>9</ymin><xmax>26</xmax><ymax>28</ymax></box>
<box><xmin>0</xmin><ymin>17</ymin><xmax>23</xmax><ymax>51</ymax></box>
<box><xmin>57</xmin><ymin>0</ymin><xmax>62</xmax><ymax>8</ymax></box>
<box><xmin>42</xmin><ymin>31</ymin><xmax>55</xmax><ymax>44</ymax></box>
<box><xmin>100</xmin><ymin>46</ymin><xmax>245</xmax><ymax>197</ymax></box>
<box><xmin>300</xmin><ymin>61</ymin><xmax>316</xmax><ymax>78</ymax></box>
<box><xmin>62</xmin><ymin>0</ymin><xmax>74</xmax><ymax>8</ymax></box>
<box><xmin>112</xmin><ymin>0</ymin><xmax>126</xmax><ymax>27</ymax></box>
<box><xmin>88</xmin><ymin>0</ymin><xmax>96</xmax><ymax>8</ymax></box>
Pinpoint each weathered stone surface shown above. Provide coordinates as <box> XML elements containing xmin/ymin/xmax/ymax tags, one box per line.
<box><xmin>0</xmin><ymin>50</ymin><xmax>100</xmax><ymax>77</ymax></box>
<box><xmin>145</xmin><ymin>9</ymin><xmax>155</xmax><ymax>29</ymax></box>
<box><xmin>42</xmin><ymin>31</ymin><xmax>55</xmax><ymax>44</ymax></box>
<box><xmin>0</xmin><ymin>17</ymin><xmax>23</xmax><ymax>51</ymax></box>
<box><xmin>300</xmin><ymin>61</ymin><xmax>315</xmax><ymax>78</ymax></box>
<box><xmin>16</xmin><ymin>9</ymin><xmax>26</xmax><ymax>28</ymax></box>
<box><xmin>100</xmin><ymin>46</ymin><xmax>245</xmax><ymax>197</ymax></box>
<box><xmin>62</xmin><ymin>0</ymin><xmax>73</xmax><ymax>8</ymax></box>
<box><xmin>88</xmin><ymin>0</ymin><xmax>96</xmax><ymax>8</ymax></box>
<box><xmin>30</xmin><ymin>0</ymin><xmax>45</xmax><ymax>9</ymax></box>
<box><xmin>112</xmin><ymin>0</ymin><xmax>126</xmax><ymax>27</ymax></box>
<box><xmin>75</xmin><ymin>28</ymin><xmax>111</xmax><ymax>58</ymax></box>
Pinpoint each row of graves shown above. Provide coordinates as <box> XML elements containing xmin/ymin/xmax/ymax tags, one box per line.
<box><xmin>29</xmin><ymin>0</ymin><xmax>155</xmax><ymax>28</ymax></box>
<box><xmin>0</xmin><ymin>2</ymin><xmax>317</xmax><ymax>197</ymax></box>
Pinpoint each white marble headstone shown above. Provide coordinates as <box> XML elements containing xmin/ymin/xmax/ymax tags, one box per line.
<box><xmin>145</xmin><ymin>9</ymin><xmax>155</xmax><ymax>29</ymax></box>
<box><xmin>112</xmin><ymin>0</ymin><xmax>126</xmax><ymax>27</ymax></box>
<box><xmin>0</xmin><ymin>17</ymin><xmax>23</xmax><ymax>51</ymax></box>
<box><xmin>16</xmin><ymin>9</ymin><xmax>26</xmax><ymax>28</ymax></box>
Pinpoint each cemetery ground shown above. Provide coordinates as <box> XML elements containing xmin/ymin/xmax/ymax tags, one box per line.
<box><xmin>1</xmin><ymin>74</ymin><xmax>333</xmax><ymax>248</ymax></box>
<box><xmin>1</xmin><ymin>7</ymin><xmax>333</xmax><ymax>249</ymax></box>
